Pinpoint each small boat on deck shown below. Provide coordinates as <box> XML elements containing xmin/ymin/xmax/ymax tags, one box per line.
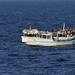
<box><xmin>21</xmin><ymin>23</ymin><xmax>75</xmax><ymax>46</ymax></box>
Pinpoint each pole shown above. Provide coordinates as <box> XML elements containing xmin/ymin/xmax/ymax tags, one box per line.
<box><xmin>28</xmin><ymin>22</ymin><xmax>31</xmax><ymax>30</ymax></box>
<box><xmin>29</xmin><ymin>25</ymin><xmax>31</xmax><ymax>30</ymax></box>
<box><xmin>63</xmin><ymin>23</ymin><xmax>65</xmax><ymax>31</ymax></box>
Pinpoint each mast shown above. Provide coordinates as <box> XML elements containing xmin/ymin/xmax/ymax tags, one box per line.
<box><xmin>63</xmin><ymin>23</ymin><xmax>65</xmax><ymax>31</ymax></box>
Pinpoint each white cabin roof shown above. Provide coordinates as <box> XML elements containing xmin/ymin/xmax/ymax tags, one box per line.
<box><xmin>22</xmin><ymin>29</ymin><xmax>52</xmax><ymax>35</ymax></box>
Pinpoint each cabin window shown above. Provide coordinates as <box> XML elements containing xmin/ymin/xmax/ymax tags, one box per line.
<box><xmin>33</xmin><ymin>34</ymin><xmax>36</xmax><ymax>37</ymax></box>
<box><xmin>47</xmin><ymin>35</ymin><xmax>51</xmax><ymax>39</ymax></box>
<box><xmin>43</xmin><ymin>35</ymin><xmax>46</xmax><ymax>39</ymax></box>
<box><xmin>25</xmin><ymin>34</ymin><xmax>36</xmax><ymax>37</ymax></box>
<box><xmin>58</xmin><ymin>34</ymin><xmax>62</xmax><ymax>37</ymax></box>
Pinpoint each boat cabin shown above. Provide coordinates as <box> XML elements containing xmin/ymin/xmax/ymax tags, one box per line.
<box><xmin>24</xmin><ymin>33</ymin><xmax>52</xmax><ymax>39</ymax></box>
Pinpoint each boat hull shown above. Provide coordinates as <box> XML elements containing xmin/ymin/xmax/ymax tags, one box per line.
<box><xmin>21</xmin><ymin>36</ymin><xmax>75</xmax><ymax>46</ymax></box>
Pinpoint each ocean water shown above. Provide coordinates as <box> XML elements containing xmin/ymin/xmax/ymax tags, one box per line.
<box><xmin>0</xmin><ymin>1</ymin><xmax>75</xmax><ymax>75</ymax></box>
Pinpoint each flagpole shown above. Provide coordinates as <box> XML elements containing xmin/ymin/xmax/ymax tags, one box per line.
<box><xmin>29</xmin><ymin>25</ymin><xmax>31</xmax><ymax>30</ymax></box>
<box><xmin>28</xmin><ymin>22</ymin><xmax>31</xmax><ymax>30</ymax></box>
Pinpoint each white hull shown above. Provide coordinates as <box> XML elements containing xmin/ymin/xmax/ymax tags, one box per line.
<box><xmin>21</xmin><ymin>36</ymin><xmax>75</xmax><ymax>46</ymax></box>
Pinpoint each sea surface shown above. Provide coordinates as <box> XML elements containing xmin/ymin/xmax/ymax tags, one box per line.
<box><xmin>0</xmin><ymin>1</ymin><xmax>75</xmax><ymax>75</ymax></box>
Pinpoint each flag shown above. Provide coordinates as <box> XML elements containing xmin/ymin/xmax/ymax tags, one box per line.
<box><xmin>28</xmin><ymin>22</ymin><xmax>31</xmax><ymax>26</ymax></box>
